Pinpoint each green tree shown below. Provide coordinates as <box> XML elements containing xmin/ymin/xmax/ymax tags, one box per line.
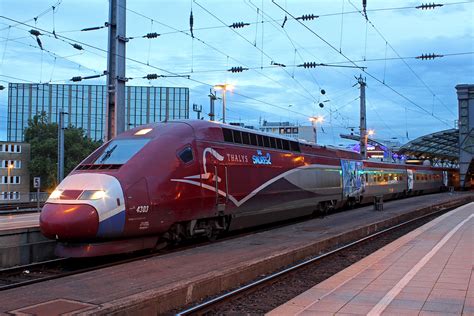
<box><xmin>24</xmin><ymin>112</ymin><xmax>101</xmax><ymax>191</ymax></box>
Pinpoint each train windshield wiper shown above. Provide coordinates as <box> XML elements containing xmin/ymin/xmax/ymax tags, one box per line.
<box><xmin>99</xmin><ymin>144</ymin><xmax>117</xmax><ymax>164</ymax></box>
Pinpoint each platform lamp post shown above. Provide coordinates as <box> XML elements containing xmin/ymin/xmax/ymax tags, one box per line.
<box><xmin>7</xmin><ymin>163</ymin><xmax>14</xmax><ymax>201</ymax></box>
<box><xmin>309</xmin><ymin>116</ymin><xmax>324</xmax><ymax>144</ymax></box>
<box><xmin>213</xmin><ymin>84</ymin><xmax>233</xmax><ymax>124</ymax></box>
<box><xmin>364</xmin><ymin>129</ymin><xmax>375</xmax><ymax>159</ymax></box>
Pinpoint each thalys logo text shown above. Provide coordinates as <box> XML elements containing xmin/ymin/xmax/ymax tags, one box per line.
<box><xmin>252</xmin><ymin>150</ymin><xmax>272</xmax><ymax>165</ymax></box>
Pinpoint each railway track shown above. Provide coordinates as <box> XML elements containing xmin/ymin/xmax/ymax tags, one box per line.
<box><xmin>0</xmin><ymin>251</ymin><xmax>156</xmax><ymax>291</ymax></box>
<box><xmin>0</xmin><ymin>211</ymin><xmax>315</xmax><ymax>291</ymax></box>
<box><xmin>175</xmin><ymin>206</ymin><xmax>453</xmax><ymax>315</ymax></box>
<box><xmin>0</xmin><ymin>201</ymin><xmax>454</xmax><ymax>294</ymax></box>
<box><xmin>0</xmin><ymin>202</ymin><xmax>44</xmax><ymax>214</ymax></box>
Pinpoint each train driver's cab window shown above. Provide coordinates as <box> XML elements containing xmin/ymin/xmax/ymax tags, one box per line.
<box><xmin>178</xmin><ymin>147</ymin><xmax>194</xmax><ymax>163</ymax></box>
<box><xmin>93</xmin><ymin>138</ymin><xmax>151</xmax><ymax>165</ymax></box>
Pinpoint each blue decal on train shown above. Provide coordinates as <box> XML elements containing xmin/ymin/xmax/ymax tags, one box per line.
<box><xmin>252</xmin><ymin>150</ymin><xmax>272</xmax><ymax>165</ymax></box>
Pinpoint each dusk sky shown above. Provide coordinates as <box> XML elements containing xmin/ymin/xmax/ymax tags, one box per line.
<box><xmin>0</xmin><ymin>0</ymin><xmax>473</xmax><ymax>145</ymax></box>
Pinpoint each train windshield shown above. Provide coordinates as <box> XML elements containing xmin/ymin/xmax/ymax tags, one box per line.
<box><xmin>93</xmin><ymin>138</ymin><xmax>150</xmax><ymax>165</ymax></box>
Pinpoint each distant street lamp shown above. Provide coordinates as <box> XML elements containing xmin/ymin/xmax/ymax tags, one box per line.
<box><xmin>213</xmin><ymin>84</ymin><xmax>234</xmax><ymax>124</ymax></box>
<box><xmin>309</xmin><ymin>116</ymin><xmax>324</xmax><ymax>144</ymax></box>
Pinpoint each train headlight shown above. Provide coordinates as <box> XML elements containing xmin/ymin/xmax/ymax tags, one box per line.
<box><xmin>79</xmin><ymin>190</ymin><xmax>106</xmax><ymax>200</ymax></box>
<box><xmin>49</xmin><ymin>189</ymin><xmax>63</xmax><ymax>199</ymax></box>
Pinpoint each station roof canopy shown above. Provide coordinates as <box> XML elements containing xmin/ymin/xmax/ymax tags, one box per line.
<box><xmin>398</xmin><ymin>129</ymin><xmax>459</xmax><ymax>164</ymax></box>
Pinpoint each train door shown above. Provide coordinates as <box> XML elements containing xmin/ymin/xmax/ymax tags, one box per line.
<box><xmin>201</xmin><ymin>146</ymin><xmax>228</xmax><ymax>214</ymax></box>
<box><xmin>124</xmin><ymin>177</ymin><xmax>152</xmax><ymax>235</ymax></box>
<box><xmin>213</xmin><ymin>155</ymin><xmax>228</xmax><ymax>213</ymax></box>
<box><xmin>407</xmin><ymin>169</ymin><xmax>414</xmax><ymax>192</ymax></box>
<box><xmin>341</xmin><ymin>160</ymin><xmax>364</xmax><ymax>202</ymax></box>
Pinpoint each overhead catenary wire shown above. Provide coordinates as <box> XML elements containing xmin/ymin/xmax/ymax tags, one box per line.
<box><xmin>346</xmin><ymin>0</ymin><xmax>457</xmax><ymax>118</ymax></box>
<box><xmin>193</xmin><ymin>0</ymin><xmax>320</xmax><ymax>103</ymax></box>
<box><xmin>120</xmin><ymin>5</ymin><xmax>322</xmax><ymax>105</ymax></box>
<box><xmin>271</xmin><ymin>0</ymin><xmax>452</xmax><ymax>127</ymax></box>
<box><xmin>0</xmin><ymin>15</ymin><xmax>330</xmax><ymax>126</ymax></box>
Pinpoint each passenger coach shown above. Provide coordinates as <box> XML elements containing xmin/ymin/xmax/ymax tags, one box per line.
<box><xmin>39</xmin><ymin>120</ymin><xmax>458</xmax><ymax>257</ymax></box>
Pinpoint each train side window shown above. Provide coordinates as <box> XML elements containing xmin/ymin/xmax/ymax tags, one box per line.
<box><xmin>242</xmin><ymin>132</ymin><xmax>250</xmax><ymax>145</ymax></box>
<box><xmin>257</xmin><ymin>135</ymin><xmax>264</xmax><ymax>147</ymax></box>
<box><xmin>178</xmin><ymin>147</ymin><xmax>194</xmax><ymax>163</ymax></box>
<box><xmin>290</xmin><ymin>141</ymin><xmax>300</xmax><ymax>152</ymax></box>
<box><xmin>270</xmin><ymin>137</ymin><xmax>277</xmax><ymax>149</ymax></box>
<box><xmin>233</xmin><ymin>130</ymin><xmax>242</xmax><ymax>144</ymax></box>
<box><xmin>249</xmin><ymin>133</ymin><xmax>258</xmax><ymax>146</ymax></box>
<box><xmin>222</xmin><ymin>128</ymin><xmax>233</xmax><ymax>142</ymax></box>
<box><xmin>276</xmin><ymin>138</ymin><xmax>283</xmax><ymax>150</ymax></box>
<box><xmin>263</xmin><ymin>136</ymin><xmax>270</xmax><ymax>147</ymax></box>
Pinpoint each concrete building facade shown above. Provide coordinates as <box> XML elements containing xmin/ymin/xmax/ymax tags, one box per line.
<box><xmin>259</xmin><ymin>121</ymin><xmax>314</xmax><ymax>142</ymax></box>
<box><xmin>0</xmin><ymin>142</ymin><xmax>30</xmax><ymax>203</ymax></box>
<box><xmin>7</xmin><ymin>83</ymin><xmax>189</xmax><ymax>142</ymax></box>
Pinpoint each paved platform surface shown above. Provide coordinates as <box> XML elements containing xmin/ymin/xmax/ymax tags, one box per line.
<box><xmin>0</xmin><ymin>192</ymin><xmax>472</xmax><ymax>315</ymax></box>
<box><xmin>0</xmin><ymin>213</ymin><xmax>39</xmax><ymax>231</ymax></box>
<box><xmin>269</xmin><ymin>202</ymin><xmax>474</xmax><ymax>316</ymax></box>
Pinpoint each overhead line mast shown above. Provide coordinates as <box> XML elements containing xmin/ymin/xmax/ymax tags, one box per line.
<box><xmin>105</xmin><ymin>0</ymin><xmax>127</xmax><ymax>141</ymax></box>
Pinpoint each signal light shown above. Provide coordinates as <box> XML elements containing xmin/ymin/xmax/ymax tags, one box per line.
<box><xmin>229</xmin><ymin>22</ymin><xmax>250</xmax><ymax>29</ymax></box>
<box><xmin>416</xmin><ymin>53</ymin><xmax>444</xmax><ymax>60</ymax></box>
<box><xmin>228</xmin><ymin>66</ymin><xmax>249</xmax><ymax>73</ymax></box>
<box><xmin>416</xmin><ymin>3</ymin><xmax>444</xmax><ymax>10</ymax></box>
<box><xmin>295</xmin><ymin>14</ymin><xmax>319</xmax><ymax>21</ymax></box>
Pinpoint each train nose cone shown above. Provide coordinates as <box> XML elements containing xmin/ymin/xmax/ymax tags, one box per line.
<box><xmin>40</xmin><ymin>203</ymin><xmax>99</xmax><ymax>240</ymax></box>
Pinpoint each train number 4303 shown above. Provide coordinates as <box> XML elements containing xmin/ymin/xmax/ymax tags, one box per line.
<box><xmin>136</xmin><ymin>205</ymin><xmax>149</xmax><ymax>213</ymax></box>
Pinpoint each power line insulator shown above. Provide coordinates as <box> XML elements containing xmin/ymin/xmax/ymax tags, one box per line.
<box><xmin>295</xmin><ymin>14</ymin><xmax>319</xmax><ymax>21</ymax></box>
<box><xmin>144</xmin><ymin>74</ymin><xmax>159</xmax><ymax>80</ymax></box>
<box><xmin>29</xmin><ymin>29</ymin><xmax>41</xmax><ymax>36</ymax></box>
<box><xmin>416</xmin><ymin>3</ymin><xmax>444</xmax><ymax>10</ymax></box>
<box><xmin>0</xmin><ymin>85</ymin><xmax>5</xmax><ymax>90</ymax></box>
<box><xmin>229</xmin><ymin>22</ymin><xmax>250</xmax><ymax>29</ymax></box>
<box><xmin>81</xmin><ymin>26</ymin><xmax>106</xmax><ymax>32</ymax></box>
<box><xmin>228</xmin><ymin>66</ymin><xmax>249</xmax><ymax>73</ymax></box>
<box><xmin>71</xmin><ymin>43</ymin><xmax>83</xmax><ymax>50</ymax></box>
<box><xmin>416</xmin><ymin>53</ymin><xmax>444</xmax><ymax>60</ymax></box>
<box><xmin>144</xmin><ymin>32</ymin><xmax>160</xmax><ymax>39</ymax></box>
<box><xmin>298</xmin><ymin>62</ymin><xmax>318</xmax><ymax>68</ymax></box>
<box><xmin>271</xmin><ymin>61</ymin><xmax>286</xmax><ymax>67</ymax></box>
<box><xmin>82</xmin><ymin>74</ymin><xmax>102</xmax><ymax>80</ymax></box>
<box><xmin>71</xmin><ymin>76</ymin><xmax>82</xmax><ymax>82</ymax></box>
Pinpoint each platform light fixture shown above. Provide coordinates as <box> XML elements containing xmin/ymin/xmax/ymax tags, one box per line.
<box><xmin>309</xmin><ymin>116</ymin><xmax>324</xmax><ymax>144</ymax></box>
<box><xmin>213</xmin><ymin>84</ymin><xmax>234</xmax><ymax>124</ymax></box>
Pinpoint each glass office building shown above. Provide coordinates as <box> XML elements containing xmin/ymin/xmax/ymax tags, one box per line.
<box><xmin>7</xmin><ymin>83</ymin><xmax>189</xmax><ymax>142</ymax></box>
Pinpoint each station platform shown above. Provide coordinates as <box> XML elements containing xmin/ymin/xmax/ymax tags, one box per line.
<box><xmin>0</xmin><ymin>192</ymin><xmax>472</xmax><ymax>315</ymax></box>
<box><xmin>0</xmin><ymin>212</ymin><xmax>39</xmax><ymax>231</ymax></box>
<box><xmin>269</xmin><ymin>202</ymin><xmax>474</xmax><ymax>316</ymax></box>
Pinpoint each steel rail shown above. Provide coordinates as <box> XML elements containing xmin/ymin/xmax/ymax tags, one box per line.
<box><xmin>176</xmin><ymin>204</ymin><xmax>453</xmax><ymax>315</ymax></box>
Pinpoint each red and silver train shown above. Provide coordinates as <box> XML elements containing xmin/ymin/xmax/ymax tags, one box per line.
<box><xmin>39</xmin><ymin>120</ymin><xmax>459</xmax><ymax>257</ymax></box>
